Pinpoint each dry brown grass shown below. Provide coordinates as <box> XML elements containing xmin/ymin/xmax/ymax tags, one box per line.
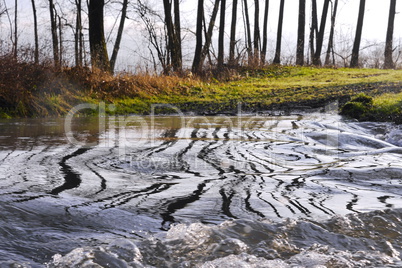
<box><xmin>77</xmin><ymin>68</ymin><xmax>201</xmax><ymax>100</ymax></box>
<box><xmin>0</xmin><ymin>57</ymin><xmax>203</xmax><ymax>116</ymax></box>
<box><xmin>0</xmin><ymin>55</ymin><xmax>49</xmax><ymax>116</ymax></box>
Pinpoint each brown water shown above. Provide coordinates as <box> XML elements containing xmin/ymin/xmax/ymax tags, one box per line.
<box><xmin>0</xmin><ymin>114</ymin><xmax>401</xmax><ymax>267</ymax></box>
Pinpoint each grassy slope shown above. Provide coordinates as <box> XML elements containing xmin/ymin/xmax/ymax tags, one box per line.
<box><xmin>1</xmin><ymin>65</ymin><xmax>402</xmax><ymax>119</ymax></box>
<box><xmin>109</xmin><ymin>67</ymin><xmax>402</xmax><ymax>116</ymax></box>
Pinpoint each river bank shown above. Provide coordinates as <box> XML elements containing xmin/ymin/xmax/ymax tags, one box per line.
<box><xmin>1</xmin><ymin>62</ymin><xmax>402</xmax><ymax>121</ymax></box>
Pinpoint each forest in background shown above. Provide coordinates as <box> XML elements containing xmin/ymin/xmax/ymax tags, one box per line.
<box><xmin>0</xmin><ymin>0</ymin><xmax>400</xmax><ymax>74</ymax></box>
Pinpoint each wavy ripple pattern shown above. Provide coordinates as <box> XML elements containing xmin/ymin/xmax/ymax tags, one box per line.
<box><xmin>1</xmin><ymin>115</ymin><xmax>402</xmax><ymax>264</ymax></box>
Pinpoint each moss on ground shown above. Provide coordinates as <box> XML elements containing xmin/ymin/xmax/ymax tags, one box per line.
<box><xmin>341</xmin><ymin>94</ymin><xmax>374</xmax><ymax>120</ymax></box>
<box><xmin>341</xmin><ymin>91</ymin><xmax>402</xmax><ymax>123</ymax></box>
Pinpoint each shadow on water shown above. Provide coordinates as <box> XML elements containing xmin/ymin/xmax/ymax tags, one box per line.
<box><xmin>50</xmin><ymin>147</ymin><xmax>92</xmax><ymax>195</ymax></box>
<box><xmin>160</xmin><ymin>182</ymin><xmax>207</xmax><ymax>230</ymax></box>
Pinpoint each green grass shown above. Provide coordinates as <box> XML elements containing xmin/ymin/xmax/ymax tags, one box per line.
<box><xmin>2</xmin><ymin>65</ymin><xmax>402</xmax><ymax>121</ymax></box>
<box><xmin>341</xmin><ymin>91</ymin><xmax>402</xmax><ymax>123</ymax></box>
<box><xmin>0</xmin><ymin>108</ymin><xmax>12</xmax><ymax>119</ymax></box>
<box><xmin>373</xmin><ymin>93</ymin><xmax>402</xmax><ymax>113</ymax></box>
<box><xmin>369</xmin><ymin>93</ymin><xmax>402</xmax><ymax>122</ymax></box>
<box><xmin>143</xmin><ymin>67</ymin><xmax>402</xmax><ymax>115</ymax></box>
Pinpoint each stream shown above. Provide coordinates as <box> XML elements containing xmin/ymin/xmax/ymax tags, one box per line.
<box><xmin>0</xmin><ymin>113</ymin><xmax>401</xmax><ymax>267</ymax></box>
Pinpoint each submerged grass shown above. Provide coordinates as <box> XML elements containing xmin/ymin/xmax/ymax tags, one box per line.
<box><xmin>1</xmin><ymin>58</ymin><xmax>402</xmax><ymax>122</ymax></box>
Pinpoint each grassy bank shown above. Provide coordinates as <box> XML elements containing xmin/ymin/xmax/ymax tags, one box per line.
<box><xmin>1</xmin><ymin>59</ymin><xmax>402</xmax><ymax>121</ymax></box>
<box><xmin>341</xmin><ymin>92</ymin><xmax>402</xmax><ymax>123</ymax></box>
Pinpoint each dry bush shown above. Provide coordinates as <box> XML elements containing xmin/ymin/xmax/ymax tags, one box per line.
<box><xmin>0</xmin><ymin>56</ymin><xmax>84</xmax><ymax>116</ymax></box>
<box><xmin>0</xmin><ymin>56</ymin><xmax>205</xmax><ymax>116</ymax></box>
<box><xmin>75</xmin><ymin>68</ymin><xmax>200</xmax><ymax>100</ymax></box>
<box><xmin>0</xmin><ymin>55</ymin><xmax>50</xmax><ymax>115</ymax></box>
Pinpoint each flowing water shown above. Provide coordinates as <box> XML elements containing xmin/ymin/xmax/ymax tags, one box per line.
<box><xmin>0</xmin><ymin>113</ymin><xmax>402</xmax><ymax>267</ymax></box>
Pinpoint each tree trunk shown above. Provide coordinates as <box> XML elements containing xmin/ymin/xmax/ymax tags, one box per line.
<box><xmin>174</xmin><ymin>0</ymin><xmax>183</xmax><ymax>71</ymax></box>
<box><xmin>13</xmin><ymin>0</ymin><xmax>17</xmax><ymax>58</ymax></box>
<box><xmin>163</xmin><ymin>0</ymin><xmax>181</xmax><ymax>73</ymax></box>
<box><xmin>192</xmin><ymin>0</ymin><xmax>204</xmax><ymax>73</ymax></box>
<box><xmin>261</xmin><ymin>0</ymin><xmax>269</xmax><ymax>64</ymax></box>
<box><xmin>273</xmin><ymin>0</ymin><xmax>285</xmax><ymax>64</ymax></box>
<box><xmin>200</xmin><ymin>0</ymin><xmax>220</xmax><ymax>68</ymax></box>
<box><xmin>163</xmin><ymin>0</ymin><xmax>174</xmax><ymax>72</ymax></box>
<box><xmin>217</xmin><ymin>0</ymin><xmax>226</xmax><ymax>68</ymax></box>
<box><xmin>384</xmin><ymin>0</ymin><xmax>396</xmax><ymax>69</ymax></box>
<box><xmin>242</xmin><ymin>0</ymin><xmax>253</xmax><ymax>62</ymax></box>
<box><xmin>49</xmin><ymin>0</ymin><xmax>59</xmax><ymax>68</ymax></box>
<box><xmin>313</xmin><ymin>0</ymin><xmax>330</xmax><ymax>65</ymax></box>
<box><xmin>253</xmin><ymin>0</ymin><xmax>260</xmax><ymax>64</ymax></box>
<box><xmin>58</xmin><ymin>15</ymin><xmax>63</xmax><ymax>67</ymax></box>
<box><xmin>325</xmin><ymin>0</ymin><xmax>338</xmax><ymax>66</ymax></box>
<box><xmin>75</xmin><ymin>0</ymin><xmax>83</xmax><ymax>67</ymax></box>
<box><xmin>31</xmin><ymin>0</ymin><xmax>39</xmax><ymax>64</ymax></box>
<box><xmin>309</xmin><ymin>0</ymin><xmax>318</xmax><ymax>64</ymax></box>
<box><xmin>173</xmin><ymin>0</ymin><xmax>182</xmax><ymax>71</ymax></box>
<box><xmin>110</xmin><ymin>0</ymin><xmax>128</xmax><ymax>73</ymax></box>
<box><xmin>350</xmin><ymin>0</ymin><xmax>366</xmax><ymax>68</ymax></box>
<box><xmin>88</xmin><ymin>0</ymin><xmax>110</xmax><ymax>72</ymax></box>
<box><xmin>296</xmin><ymin>0</ymin><xmax>305</xmax><ymax>66</ymax></box>
<box><xmin>229</xmin><ymin>0</ymin><xmax>238</xmax><ymax>66</ymax></box>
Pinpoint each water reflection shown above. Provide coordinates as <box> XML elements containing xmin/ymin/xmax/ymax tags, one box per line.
<box><xmin>0</xmin><ymin>114</ymin><xmax>402</xmax><ymax>266</ymax></box>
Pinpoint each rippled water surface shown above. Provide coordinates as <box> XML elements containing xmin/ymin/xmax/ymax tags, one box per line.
<box><xmin>0</xmin><ymin>114</ymin><xmax>402</xmax><ymax>267</ymax></box>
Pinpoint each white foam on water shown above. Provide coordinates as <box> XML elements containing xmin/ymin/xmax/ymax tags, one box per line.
<box><xmin>43</xmin><ymin>208</ymin><xmax>402</xmax><ymax>267</ymax></box>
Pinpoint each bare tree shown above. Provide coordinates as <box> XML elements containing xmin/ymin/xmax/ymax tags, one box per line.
<box><xmin>89</xmin><ymin>0</ymin><xmax>110</xmax><ymax>72</ymax></box>
<box><xmin>192</xmin><ymin>0</ymin><xmax>204</xmax><ymax>73</ymax></box>
<box><xmin>229</xmin><ymin>0</ymin><xmax>238</xmax><ymax>66</ymax></box>
<box><xmin>313</xmin><ymin>0</ymin><xmax>330</xmax><ymax>65</ymax></box>
<box><xmin>384</xmin><ymin>0</ymin><xmax>396</xmax><ymax>69</ymax></box>
<box><xmin>325</xmin><ymin>0</ymin><xmax>338</xmax><ymax>66</ymax></box>
<box><xmin>309</xmin><ymin>0</ymin><xmax>318</xmax><ymax>64</ymax></box>
<box><xmin>2</xmin><ymin>1</ymin><xmax>14</xmax><ymax>50</ymax></box>
<box><xmin>13</xmin><ymin>0</ymin><xmax>17</xmax><ymax>58</ymax></box>
<box><xmin>217</xmin><ymin>0</ymin><xmax>226</xmax><ymax>68</ymax></box>
<box><xmin>0</xmin><ymin>2</ymin><xmax>6</xmax><ymax>17</ymax></box>
<box><xmin>74</xmin><ymin>0</ymin><xmax>83</xmax><ymax>67</ymax></box>
<box><xmin>49</xmin><ymin>0</ymin><xmax>60</xmax><ymax>68</ymax></box>
<box><xmin>253</xmin><ymin>0</ymin><xmax>260</xmax><ymax>63</ymax></box>
<box><xmin>58</xmin><ymin>15</ymin><xmax>63</xmax><ymax>67</ymax></box>
<box><xmin>200</xmin><ymin>0</ymin><xmax>220</xmax><ymax>68</ymax></box>
<box><xmin>136</xmin><ymin>1</ymin><xmax>168</xmax><ymax>72</ymax></box>
<box><xmin>296</xmin><ymin>0</ymin><xmax>305</xmax><ymax>66</ymax></box>
<box><xmin>110</xmin><ymin>0</ymin><xmax>129</xmax><ymax>73</ymax></box>
<box><xmin>173</xmin><ymin>0</ymin><xmax>182</xmax><ymax>69</ymax></box>
<box><xmin>31</xmin><ymin>0</ymin><xmax>39</xmax><ymax>64</ymax></box>
<box><xmin>273</xmin><ymin>0</ymin><xmax>285</xmax><ymax>64</ymax></box>
<box><xmin>163</xmin><ymin>0</ymin><xmax>174</xmax><ymax>71</ymax></box>
<box><xmin>261</xmin><ymin>0</ymin><xmax>269</xmax><ymax>64</ymax></box>
<box><xmin>350</xmin><ymin>0</ymin><xmax>366</xmax><ymax>68</ymax></box>
<box><xmin>163</xmin><ymin>0</ymin><xmax>182</xmax><ymax>72</ymax></box>
<box><xmin>242</xmin><ymin>0</ymin><xmax>253</xmax><ymax>62</ymax></box>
